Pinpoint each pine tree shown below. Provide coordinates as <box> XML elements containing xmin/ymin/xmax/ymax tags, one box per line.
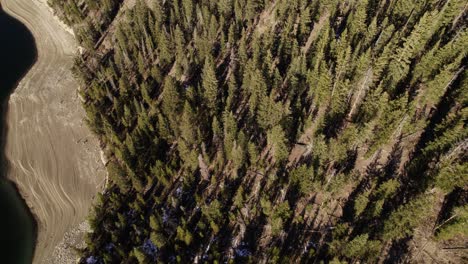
<box><xmin>383</xmin><ymin>194</ymin><xmax>434</xmax><ymax>240</ymax></box>
<box><xmin>436</xmin><ymin>205</ymin><xmax>468</xmax><ymax>241</ymax></box>
<box><xmin>421</xmin><ymin>55</ymin><xmax>464</xmax><ymax>107</ymax></box>
<box><xmin>180</xmin><ymin>101</ymin><xmax>196</xmax><ymax>144</ymax></box>
<box><xmin>267</xmin><ymin>125</ymin><xmax>289</xmax><ymax>163</ymax></box>
<box><xmin>386</xmin><ymin>11</ymin><xmax>439</xmax><ymax>90</ymax></box>
<box><xmin>218</xmin><ymin>0</ymin><xmax>233</xmax><ymax>16</ymax></box>
<box><xmin>243</xmin><ymin>66</ymin><xmax>267</xmax><ymax>116</ymax></box>
<box><xmin>257</xmin><ymin>93</ymin><xmax>287</xmax><ymax>130</ymax></box>
<box><xmin>347</xmin><ymin>0</ymin><xmax>368</xmax><ymax>40</ymax></box>
<box><xmin>223</xmin><ymin>111</ymin><xmax>238</xmax><ymax>161</ymax></box>
<box><xmin>290</xmin><ymin>165</ymin><xmax>315</xmax><ymax>195</ymax></box>
<box><xmin>308</xmin><ymin>63</ymin><xmax>332</xmax><ymax>107</ymax></box>
<box><xmin>161</xmin><ymin>77</ymin><xmax>181</xmax><ymax>134</ymax></box>
<box><xmin>158</xmin><ymin>29</ymin><xmax>173</xmax><ymax>66</ymax></box>
<box><xmin>202</xmin><ymin>56</ymin><xmax>219</xmax><ymax>113</ymax></box>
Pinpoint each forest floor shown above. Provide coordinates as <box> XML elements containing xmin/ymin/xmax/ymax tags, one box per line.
<box><xmin>2</xmin><ymin>0</ymin><xmax>106</xmax><ymax>263</ymax></box>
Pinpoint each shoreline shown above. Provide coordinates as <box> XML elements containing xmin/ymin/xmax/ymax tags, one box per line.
<box><xmin>2</xmin><ymin>0</ymin><xmax>105</xmax><ymax>262</ymax></box>
<box><xmin>0</xmin><ymin>178</ymin><xmax>37</xmax><ymax>262</ymax></box>
<box><xmin>0</xmin><ymin>4</ymin><xmax>39</xmax><ymax>263</ymax></box>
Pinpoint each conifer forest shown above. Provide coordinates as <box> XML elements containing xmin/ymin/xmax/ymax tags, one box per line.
<box><xmin>48</xmin><ymin>0</ymin><xmax>467</xmax><ymax>263</ymax></box>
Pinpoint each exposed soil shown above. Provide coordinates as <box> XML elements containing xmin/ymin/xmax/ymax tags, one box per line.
<box><xmin>2</xmin><ymin>0</ymin><xmax>106</xmax><ymax>263</ymax></box>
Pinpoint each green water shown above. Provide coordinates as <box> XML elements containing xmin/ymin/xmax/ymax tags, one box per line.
<box><xmin>0</xmin><ymin>5</ymin><xmax>37</xmax><ymax>264</ymax></box>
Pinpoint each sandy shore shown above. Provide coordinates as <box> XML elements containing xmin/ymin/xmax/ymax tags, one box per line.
<box><xmin>2</xmin><ymin>0</ymin><xmax>105</xmax><ymax>263</ymax></box>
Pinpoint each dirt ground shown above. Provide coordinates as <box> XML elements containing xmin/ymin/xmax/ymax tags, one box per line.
<box><xmin>2</xmin><ymin>0</ymin><xmax>106</xmax><ymax>263</ymax></box>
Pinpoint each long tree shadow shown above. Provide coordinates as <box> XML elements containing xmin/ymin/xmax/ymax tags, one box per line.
<box><xmin>0</xmin><ymin>4</ymin><xmax>38</xmax><ymax>264</ymax></box>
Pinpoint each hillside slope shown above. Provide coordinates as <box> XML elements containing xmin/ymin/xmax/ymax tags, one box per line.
<box><xmin>50</xmin><ymin>0</ymin><xmax>467</xmax><ymax>263</ymax></box>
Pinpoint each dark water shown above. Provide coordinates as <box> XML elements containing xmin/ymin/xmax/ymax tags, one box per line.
<box><xmin>0</xmin><ymin>5</ymin><xmax>37</xmax><ymax>264</ymax></box>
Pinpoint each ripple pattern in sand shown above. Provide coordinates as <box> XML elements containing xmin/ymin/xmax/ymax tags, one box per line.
<box><xmin>2</xmin><ymin>0</ymin><xmax>106</xmax><ymax>263</ymax></box>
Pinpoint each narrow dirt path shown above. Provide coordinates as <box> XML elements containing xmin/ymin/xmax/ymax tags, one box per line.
<box><xmin>2</xmin><ymin>0</ymin><xmax>106</xmax><ymax>263</ymax></box>
<box><xmin>256</xmin><ymin>0</ymin><xmax>279</xmax><ymax>35</ymax></box>
<box><xmin>302</xmin><ymin>10</ymin><xmax>330</xmax><ymax>54</ymax></box>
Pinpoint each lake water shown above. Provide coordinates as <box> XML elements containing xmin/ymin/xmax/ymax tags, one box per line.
<box><xmin>0</xmin><ymin>5</ymin><xmax>37</xmax><ymax>264</ymax></box>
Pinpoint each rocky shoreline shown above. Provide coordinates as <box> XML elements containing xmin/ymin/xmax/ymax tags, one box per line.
<box><xmin>2</xmin><ymin>0</ymin><xmax>105</xmax><ymax>262</ymax></box>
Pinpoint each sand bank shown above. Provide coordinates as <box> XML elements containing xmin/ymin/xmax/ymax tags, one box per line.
<box><xmin>2</xmin><ymin>0</ymin><xmax>105</xmax><ymax>262</ymax></box>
